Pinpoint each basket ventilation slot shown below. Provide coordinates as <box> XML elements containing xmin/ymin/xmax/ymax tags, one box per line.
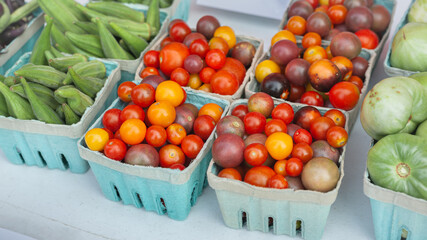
<box><xmin>37</xmin><ymin>151</ymin><xmax>47</xmax><ymax>166</ymax></box>
<box><xmin>15</xmin><ymin>147</ymin><xmax>25</xmax><ymax>164</ymax></box>
<box><xmin>296</xmin><ymin>220</ymin><xmax>303</xmax><ymax>238</ymax></box>
<box><xmin>159</xmin><ymin>198</ymin><xmax>167</xmax><ymax>214</ymax></box>
<box><xmin>268</xmin><ymin>217</ymin><xmax>274</xmax><ymax>233</ymax></box>
<box><xmin>112</xmin><ymin>185</ymin><xmax>121</xmax><ymax>201</ymax></box>
<box><xmin>60</xmin><ymin>154</ymin><xmax>69</xmax><ymax>169</ymax></box>
<box><xmin>134</xmin><ymin>193</ymin><xmax>143</xmax><ymax>208</ymax></box>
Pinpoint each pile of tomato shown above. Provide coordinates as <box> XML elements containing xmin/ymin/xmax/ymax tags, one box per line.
<box><xmin>213</xmin><ymin>93</ymin><xmax>347</xmax><ymax>191</ymax></box>
<box><xmin>139</xmin><ymin>15</ymin><xmax>257</xmax><ymax>96</ymax></box>
<box><xmin>84</xmin><ymin>80</ymin><xmax>224</xmax><ymax>170</ymax></box>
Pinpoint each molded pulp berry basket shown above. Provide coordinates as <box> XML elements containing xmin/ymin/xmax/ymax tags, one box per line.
<box><xmin>279</xmin><ymin>0</ymin><xmax>396</xmax><ymax>62</ymax></box>
<box><xmin>0</xmin><ymin>8</ymin><xmax>44</xmax><ymax>75</ymax></box>
<box><xmin>245</xmin><ymin>44</ymin><xmax>376</xmax><ymax>131</ymax></box>
<box><xmin>77</xmin><ymin>90</ymin><xmax>230</xmax><ymax>220</ymax></box>
<box><xmin>0</xmin><ymin>52</ymin><xmax>121</xmax><ymax>173</ymax></box>
<box><xmin>383</xmin><ymin>0</ymin><xmax>418</xmax><ymax>77</ymax></box>
<box><xmin>134</xmin><ymin>32</ymin><xmax>264</xmax><ymax>101</ymax></box>
<box><xmin>207</xmin><ymin>99</ymin><xmax>349</xmax><ymax>240</ymax></box>
<box><xmin>364</xmin><ymin>171</ymin><xmax>427</xmax><ymax>240</ymax></box>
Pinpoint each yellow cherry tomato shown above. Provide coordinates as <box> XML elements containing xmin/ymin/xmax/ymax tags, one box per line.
<box><xmin>319</xmin><ymin>0</ymin><xmax>329</xmax><ymax>5</ymax></box>
<box><xmin>155</xmin><ymin>80</ymin><xmax>185</xmax><ymax>107</ymax></box>
<box><xmin>265</xmin><ymin>132</ymin><xmax>293</xmax><ymax>160</ymax></box>
<box><xmin>188</xmin><ymin>73</ymin><xmax>202</xmax><ymax>89</ymax></box>
<box><xmin>255</xmin><ymin>59</ymin><xmax>281</xmax><ymax>83</ymax></box>
<box><xmin>213</xmin><ymin>26</ymin><xmax>236</xmax><ymax>49</ymax></box>
<box><xmin>85</xmin><ymin>128</ymin><xmax>109</xmax><ymax>151</ymax></box>
<box><xmin>271</xmin><ymin>30</ymin><xmax>297</xmax><ymax>46</ymax></box>
<box><xmin>198</xmin><ymin>83</ymin><xmax>212</xmax><ymax>92</ymax></box>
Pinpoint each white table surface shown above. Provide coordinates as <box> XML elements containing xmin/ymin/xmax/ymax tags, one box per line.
<box><xmin>0</xmin><ymin>0</ymin><xmax>412</xmax><ymax>239</ymax></box>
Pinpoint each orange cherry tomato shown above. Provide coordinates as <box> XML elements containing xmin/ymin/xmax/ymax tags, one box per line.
<box><xmin>119</xmin><ymin>119</ymin><xmax>147</xmax><ymax>145</ymax></box>
<box><xmin>323</xmin><ymin>109</ymin><xmax>346</xmax><ymax>128</ymax></box>
<box><xmin>348</xmin><ymin>75</ymin><xmax>364</xmax><ymax>92</ymax></box>
<box><xmin>198</xmin><ymin>83</ymin><xmax>212</xmax><ymax>92</ymax></box>
<box><xmin>302</xmin><ymin>32</ymin><xmax>322</xmax><ymax>49</ymax></box>
<box><xmin>326</xmin><ymin>126</ymin><xmax>348</xmax><ymax>148</ymax></box>
<box><xmin>85</xmin><ymin>128</ymin><xmax>110</xmax><ymax>151</ymax></box>
<box><xmin>198</xmin><ymin>103</ymin><xmax>224</xmax><ymax>123</ymax></box>
<box><xmin>265</xmin><ymin>132</ymin><xmax>293</xmax><ymax>160</ymax></box>
<box><xmin>213</xmin><ymin>26</ymin><xmax>236</xmax><ymax>49</ymax></box>
<box><xmin>331</xmin><ymin>56</ymin><xmax>353</xmax><ymax>81</ymax></box>
<box><xmin>209</xmin><ymin>37</ymin><xmax>229</xmax><ymax>55</ymax></box>
<box><xmin>303</xmin><ymin>45</ymin><xmax>328</xmax><ymax>64</ymax></box>
<box><xmin>287</xmin><ymin>16</ymin><xmax>307</xmax><ymax>36</ymax></box>
<box><xmin>274</xmin><ymin>159</ymin><xmax>288</xmax><ymax>176</ymax></box>
<box><xmin>166</xmin><ymin>123</ymin><xmax>187</xmax><ymax>145</ymax></box>
<box><xmin>272</xmin><ymin>30</ymin><xmax>297</xmax><ymax>45</ymax></box>
<box><xmin>147</xmin><ymin>101</ymin><xmax>176</xmax><ymax>128</ymax></box>
<box><xmin>327</xmin><ymin>4</ymin><xmax>347</xmax><ymax>25</ymax></box>
<box><xmin>155</xmin><ymin>80</ymin><xmax>185</xmax><ymax>107</ymax></box>
<box><xmin>218</xmin><ymin>168</ymin><xmax>242</xmax><ymax>181</ymax></box>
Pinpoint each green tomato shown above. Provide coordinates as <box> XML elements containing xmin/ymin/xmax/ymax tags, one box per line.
<box><xmin>367</xmin><ymin>133</ymin><xmax>427</xmax><ymax>201</ymax></box>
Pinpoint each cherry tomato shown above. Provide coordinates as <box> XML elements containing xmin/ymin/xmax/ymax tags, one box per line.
<box><xmin>286</xmin><ymin>157</ymin><xmax>303</xmax><ymax>177</ymax></box>
<box><xmin>205</xmin><ymin>49</ymin><xmax>226</xmax><ymax>70</ymax></box>
<box><xmin>189</xmin><ymin>38</ymin><xmax>210</xmax><ymax>58</ymax></box>
<box><xmin>319</xmin><ymin>0</ymin><xmax>329</xmax><ymax>5</ymax></box>
<box><xmin>143</xmin><ymin>50</ymin><xmax>160</xmax><ymax>68</ymax></box>
<box><xmin>169</xmin><ymin>21</ymin><xmax>191</xmax><ymax>42</ymax></box>
<box><xmin>119</xmin><ymin>119</ymin><xmax>147</xmax><ymax>145</ymax></box>
<box><xmin>199</xmin><ymin>67</ymin><xmax>215</xmax><ymax>84</ymax></box>
<box><xmin>193</xmin><ymin>115</ymin><xmax>216</xmax><ymax>141</ymax></box>
<box><xmin>120</xmin><ymin>105</ymin><xmax>145</xmax><ymax>122</ymax></box>
<box><xmin>155</xmin><ymin>80</ymin><xmax>185</xmax><ymax>107</ymax></box>
<box><xmin>327</xmin><ymin>5</ymin><xmax>347</xmax><ymax>25</ymax></box>
<box><xmin>272</xmin><ymin>30</ymin><xmax>297</xmax><ymax>45</ymax></box>
<box><xmin>323</xmin><ymin>109</ymin><xmax>346</xmax><ymax>127</ymax></box>
<box><xmin>331</xmin><ymin>56</ymin><xmax>353</xmax><ymax>81</ymax></box>
<box><xmin>139</xmin><ymin>67</ymin><xmax>160</xmax><ymax>79</ymax></box>
<box><xmin>170</xmin><ymin>163</ymin><xmax>186</xmax><ymax>170</ymax></box>
<box><xmin>145</xmin><ymin>125</ymin><xmax>167</xmax><ymax>147</ymax></box>
<box><xmin>160</xmin><ymin>36</ymin><xmax>174</xmax><ymax>49</ymax></box>
<box><xmin>355</xmin><ymin>29</ymin><xmax>379</xmax><ymax>50</ymax></box>
<box><xmin>198</xmin><ymin>84</ymin><xmax>212</xmax><ymax>92</ymax></box>
<box><xmin>104</xmin><ymin>139</ymin><xmax>127</xmax><ymax>161</ymax></box>
<box><xmin>303</xmin><ymin>45</ymin><xmax>327</xmax><ymax>64</ymax></box>
<box><xmin>103</xmin><ymin>128</ymin><xmax>114</xmax><ymax>139</ymax></box>
<box><xmin>302</xmin><ymin>32</ymin><xmax>322</xmax><ymax>49</ymax></box>
<box><xmin>231</xmin><ymin>104</ymin><xmax>249</xmax><ymax>121</ymax></box>
<box><xmin>188</xmin><ymin>73</ymin><xmax>203</xmax><ymax>89</ymax></box>
<box><xmin>221</xmin><ymin>57</ymin><xmax>246</xmax><ymax>85</ymax></box>
<box><xmin>159</xmin><ymin>42</ymin><xmax>190</xmax><ymax>76</ymax></box>
<box><xmin>291</xmin><ymin>142</ymin><xmax>313</xmax><ymax>164</ymax></box>
<box><xmin>295</xmin><ymin>106</ymin><xmax>322</xmax><ymax>130</ymax></box>
<box><xmin>309</xmin><ymin>116</ymin><xmax>335</xmax><ymax>140</ymax></box>
<box><xmin>271</xmin><ymin>102</ymin><xmax>294</xmax><ymax>124</ymax></box>
<box><xmin>244</xmin><ymin>143</ymin><xmax>269</xmax><ymax>167</ymax></box>
<box><xmin>209</xmin><ymin>37</ymin><xmax>229</xmax><ymax>55</ymax></box>
<box><xmin>114</xmin><ymin>130</ymin><xmax>122</xmax><ymax>141</ymax></box>
<box><xmin>293</xmin><ymin>128</ymin><xmax>313</xmax><ymax>145</ymax></box>
<box><xmin>348</xmin><ymin>75</ymin><xmax>364</xmax><ymax>92</ymax></box>
<box><xmin>198</xmin><ymin>103</ymin><xmax>224</xmax><ymax>123</ymax></box>
<box><xmin>166</xmin><ymin>123</ymin><xmax>187</xmax><ymax>145</ymax></box>
<box><xmin>326</xmin><ymin>126</ymin><xmax>348</xmax><ymax>148</ymax></box>
<box><xmin>147</xmin><ymin>101</ymin><xmax>176</xmax><ymax>128</ymax></box>
<box><xmin>118</xmin><ymin>81</ymin><xmax>136</xmax><ymax>102</ymax></box>
<box><xmin>255</xmin><ymin>59</ymin><xmax>281</xmax><ymax>83</ymax></box>
<box><xmin>181</xmin><ymin>134</ymin><xmax>204</xmax><ymax>159</ymax></box>
<box><xmin>300</xmin><ymin>91</ymin><xmax>324</xmax><ymax>106</ymax></box>
<box><xmin>244</xmin><ymin>166</ymin><xmax>276</xmax><ymax>187</ymax></box>
<box><xmin>274</xmin><ymin>159</ymin><xmax>288</xmax><ymax>176</ymax></box>
<box><xmin>268</xmin><ymin>174</ymin><xmax>289</xmax><ymax>189</ymax></box>
<box><xmin>85</xmin><ymin>128</ymin><xmax>109</xmax><ymax>151</ymax></box>
<box><xmin>213</xmin><ymin>26</ymin><xmax>236</xmax><ymax>48</ymax></box>
<box><xmin>329</xmin><ymin>0</ymin><xmax>344</xmax><ymax>6</ymax></box>
<box><xmin>102</xmin><ymin>108</ymin><xmax>122</xmax><ymax>133</ymax></box>
<box><xmin>210</xmin><ymin>69</ymin><xmax>239</xmax><ymax>95</ymax></box>
<box><xmin>218</xmin><ymin>168</ymin><xmax>242</xmax><ymax>181</ymax></box>
<box><xmin>315</xmin><ymin>5</ymin><xmax>328</xmax><ymax>13</ymax></box>
<box><xmin>265</xmin><ymin>132</ymin><xmax>293</xmax><ymax>160</ymax></box>
<box><xmin>288</xmin><ymin>83</ymin><xmax>306</xmax><ymax>102</ymax></box>
<box><xmin>170</xmin><ymin>67</ymin><xmax>190</xmax><ymax>86</ymax></box>
<box><xmin>168</xmin><ymin>19</ymin><xmax>185</xmax><ymax>32</ymax></box>
<box><xmin>328</xmin><ymin>82</ymin><xmax>360</xmax><ymax>111</ymax></box>
<box><xmin>287</xmin><ymin>16</ymin><xmax>307</xmax><ymax>36</ymax></box>
<box><xmin>264</xmin><ymin>119</ymin><xmax>287</xmax><ymax>136</ymax></box>
<box><xmin>159</xmin><ymin>144</ymin><xmax>186</xmax><ymax>168</ymax></box>
<box><xmin>244</xmin><ymin>112</ymin><xmax>267</xmax><ymax>135</ymax></box>
<box><xmin>131</xmin><ymin>83</ymin><xmax>155</xmax><ymax>108</ymax></box>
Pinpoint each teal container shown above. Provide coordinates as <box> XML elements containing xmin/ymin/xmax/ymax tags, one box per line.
<box><xmin>78</xmin><ymin>91</ymin><xmax>230</xmax><ymax>220</ymax></box>
<box><xmin>0</xmin><ymin>52</ymin><xmax>121</xmax><ymax>173</ymax></box>
<box><xmin>0</xmin><ymin>8</ymin><xmax>44</xmax><ymax>75</ymax></box>
<box><xmin>364</xmin><ymin>171</ymin><xmax>427</xmax><ymax>240</ymax></box>
<box><xmin>207</xmin><ymin>99</ymin><xmax>349</xmax><ymax>240</ymax></box>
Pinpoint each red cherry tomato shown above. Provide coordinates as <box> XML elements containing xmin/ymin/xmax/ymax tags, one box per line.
<box><xmin>264</xmin><ymin>119</ymin><xmax>287</xmax><ymax>136</ymax></box>
<box><xmin>355</xmin><ymin>29</ymin><xmax>379</xmax><ymax>50</ymax></box>
<box><xmin>218</xmin><ymin>168</ymin><xmax>242</xmax><ymax>181</ymax></box>
<box><xmin>170</xmin><ymin>163</ymin><xmax>186</xmax><ymax>170</ymax></box>
<box><xmin>199</xmin><ymin>67</ymin><xmax>216</xmax><ymax>84</ymax></box>
<box><xmin>170</xmin><ymin>67</ymin><xmax>190</xmax><ymax>86</ymax></box>
<box><xmin>169</xmin><ymin>21</ymin><xmax>191</xmax><ymax>42</ymax></box>
<box><xmin>268</xmin><ymin>174</ymin><xmax>289</xmax><ymax>189</ymax></box>
<box><xmin>189</xmin><ymin>38</ymin><xmax>210</xmax><ymax>58</ymax></box>
<box><xmin>139</xmin><ymin>67</ymin><xmax>160</xmax><ymax>79</ymax></box>
<box><xmin>210</xmin><ymin>69</ymin><xmax>239</xmax><ymax>95</ymax></box>
<box><xmin>244</xmin><ymin>112</ymin><xmax>267</xmax><ymax>135</ymax></box>
<box><xmin>309</xmin><ymin>116</ymin><xmax>335</xmax><ymax>140</ymax></box>
<box><xmin>102</xmin><ymin>108</ymin><xmax>122</xmax><ymax>133</ymax></box>
<box><xmin>104</xmin><ymin>139</ymin><xmax>127</xmax><ymax>161</ymax></box>
<box><xmin>286</xmin><ymin>157</ymin><xmax>303</xmax><ymax>177</ymax></box>
<box><xmin>131</xmin><ymin>83</ymin><xmax>155</xmax><ymax>108</ymax></box>
<box><xmin>193</xmin><ymin>115</ymin><xmax>216</xmax><ymax>141</ymax></box>
<box><xmin>293</xmin><ymin>128</ymin><xmax>313</xmax><ymax>145</ymax></box>
<box><xmin>300</xmin><ymin>91</ymin><xmax>324</xmax><ymax>107</ymax></box>
<box><xmin>274</xmin><ymin>160</ymin><xmax>288</xmax><ymax>176</ymax></box>
<box><xmin>244</xmin><ymin>143</ymin><xmax>269</xmax><ymax>167</ymax></box>
<box><xmin>244</xmin><ymin>166</ymin><xmax>276</xmax><ymax>187</ymax></box>
<box><xmin>118</xmin><ymin>81</ymin><xmax>136</xmax><ymax>102</ymax></box>
<box><xmin>145</xmin><ymin>125</ymin><xmax>167</xmax><ymax>148</ymax></box>
<box><xmin>271</xmin><ymin>102</ymin><xmax>294</xmax><ymax>124</ymax></box>
<box><xmin>159</xmin><ymin>144</ymin><xmax>186</xmax><ymax>168</ymax></box>
<box><xmin>166</xmin><ymin>123</ymin><xmax>187</xmax><ymax>145</ymax></box>
<box><xmin>323</xmin><ymin>109</ymin><xmax>346</xmax><ymax>128</ymax></box>
<box><xmin>291</xmin><ymin>142</ymin><xmax>313</xmax><ymax>164</ymax></box>
<box><xmin>326</xmin><ymin>126</ymin><xmax>348</xmax><ymax>148</ymax></box>
<box><xmin>159</xmin><ymin>42</ymin><xmax>190</xmax><ymax>76</ymax></box>
<box><xmin>205</xmin><ymin>49</ymin><xmax>226</xmax><ymax>70</ymax></box>
<box><xmin>120</xmin><ymin>105</ymin><xmax>145</xmax><ymax>122</ymax></box>
<box><xmin>143</xmin><ymin>50</ymin><xmax>160</xmax><ymax>68</ymax></box>
<box><xmin>231</xmin><ymin>104</ymin><xmax>249</xmax><ymax>121</ymax></box>
<box><xmin>328</xmin><ymin>82</ymin><xmax>360</xmax><ymax>111</ymax></box>
<box><xmin>160</xmin><ymin>37</ymin><xmax>174</xmax><ymax>49</ymax></box>
<box><xmin>181</xmin><ymin>134</ymin><xmax>204</xmax><ymax>159</ymax></box>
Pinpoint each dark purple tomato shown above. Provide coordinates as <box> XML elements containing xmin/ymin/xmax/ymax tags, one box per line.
<box><xmin>285</xmin><ymin>176</ymin><xmax>305</xmax><ymax>190</ymax></box>
<box><xmin>244</xmin><ymin>133</ymin><xmax>267</xmax><ymax>147</ymax></box>
<box><xmin>230</xmin><ymin>41</ymin><xmax>256</xmax><ymax>68</ymax></box>
<box><xmin>371</xmin><ymin>5</ymin><xmax>391</xmax><ymax>34</ymax></box>
<box><xmin>140</xmin><ymin>75</ymin><xmax>165</xmax><ymax>89</ymax></box>
<box><xmin>345</xmin><ymin>6</ymin><xmax>373</xmax><ymax>32</ymax></box>
<box><xmin>286</xmin><ymin>123</ymin><xmax>302</xmax><ymax>138</ymax></box>
<box><xmin>306</xmin><ymin>12</ymin><xmax>332</xmax><ymax>38</ymax></box>
<box><xmin>260</xmin><ymin>73</ymin><xmax>291</xmax><ymax>99</ymax></box>
<box><xmin>344</xmin><ymin>0</ymin><xmax>368</xmax><ymax>10</ymax></box>
<box><xmin>293</xmin><ymin>106</ymin><xmax>321</xmax><ymax>130</ymax></box>
<box><xmin>325</xmin><ymin>29</ymin><xmax>341</xmax><ymax>41</ymax></box>
<box><xmin>285</xmin><ymin>58</ymin><xmax>310</xmax><ymax>87</ymax></box>
<box><xmin>181</xmin><ymin>103</ymin><xmax>199</xmax><ymax>118</ymax></box>
<box><xmin>334</xmin><ymin>24</ymin><xmax>348</xmax><ymax>32</ymax></box>
<box><xmin>183</xmin><ymin>32</ymin><xmax>207</xmax><ymax>48</ymax></box>
<box><xmin>288</xmin><ymin>0</ymin><xmax>314</xmax><ymax>20</ymax></box>
<box><xmin>351</xmin><ymin>56</ymin><xmax>369</xmax><ymax>80</ymax></box>
<box><xmin>212</xmin><ymin>133</ymin><xmax>245</xmax><ymax>168</ymax></box>
<box><xmin>311</xmin><ymin>140</ymin><xmax>340</xmax><ymax>165</ymax></box>
<box><xmin>184</xmin><ymin>54</ymin><xmax>204</xmax><ymax>74</ymax></box>
<box><xmin>196</xmin><ymin>15</ymin><xmax>220</xmax><ymax>39</ymax></box>
<box><xmin>124</xmin><ymin>144</ymin><xmax>159</xmax><ymax>167</ymax></box>
<box><xmin>216</xmin><ymin>115</ymin><xmax>245</xmax><ymax>138</ymax></box>
<box><xmin>174</xmin><ymin>105</ymin><xmax>197</xmax><ymax>133</ymax></box>
<box><xmin>270</xmin><ymin>39</ymin><xmax>300</xmax><ymax>67</ymax></box>
<box><xmin>330</xmin><ymin>32</ymin><xmax>362</xmax><ymax>60</ymax></box>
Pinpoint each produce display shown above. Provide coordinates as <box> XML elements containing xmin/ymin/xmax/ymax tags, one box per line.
<box><xmin>94</xmin><ymin>0</ymin><xmax>174</xmax><ymax>8</ymax></box>
<box><xmin>213</xmin><ymin>93</ymin><xmax>348</xmax><ymax>192</ymax></box>
<box><xmin>253</xmin><ymin>29</ymin><xmax>368</xmax><ymax>111</ymax></box>
<box><xmin>284</xmin><ymin>0</ymin><xmax>392</xmax><ymax>50</ymax></box>
<box><xmin>0</xmin><ymin>53</ymin><xmax>107</xmax><ymax>124</ymax></box>
<box><xmin>0</xmin><ymin>0</ymin><xmax>39</xmax><ymax>51</ymax></box>
<box><xmin>361</xmin><ymin>75</ymin><xmax>427</xmax><ymax>201</ymax></box>
<box><xmin>137</xmin><ymin>15</ymin><xmax>259</xmax><ymax>97</ymax></box>
<box><xmin>84</xmin><ymin>80</ymin><xmax>224</xmax><ymax>170</ymax></box>
<box><xmin>31</xmin><ymin>0</ymin><xmax>162</xmax><ymax>63</ymax></box>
